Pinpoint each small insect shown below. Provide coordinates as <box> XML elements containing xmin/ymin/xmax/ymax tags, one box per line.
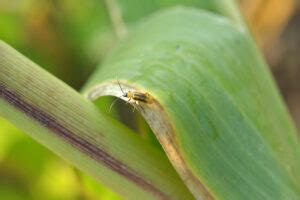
<box><xmin>109</xmin><ymin>80</ymin><xmax>153</xmax><ymax>111</ymax></box>
<box><xmin>117</xmin><ymin>80</ymin><xmax>153</xmax><ymax>104</ymax></box>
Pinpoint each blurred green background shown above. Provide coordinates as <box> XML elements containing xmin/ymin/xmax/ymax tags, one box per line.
<box><xmin>0</xmin><ymin>0</ymin><xmax>299</xmax><ymax>199</ymax></box>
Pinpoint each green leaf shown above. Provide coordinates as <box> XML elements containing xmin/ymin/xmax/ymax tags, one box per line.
<box><xmin>0</xmin><ymin>40</ymin><xmax>194</xmax><ymax>200</ymax></box>
<box><xmin>84</xmin><ymin>7</ymin><xmax>300</xmax><ymax>199</ymax></box>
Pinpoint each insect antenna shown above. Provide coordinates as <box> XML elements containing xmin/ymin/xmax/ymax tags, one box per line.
<box><xmin>117</xmin><ymin>79</ymin><xmax>125</xmax><ymax>95</ymax></box>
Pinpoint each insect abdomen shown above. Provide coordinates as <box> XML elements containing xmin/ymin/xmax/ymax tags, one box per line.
<box><xmin>132</xmin><ymin>92</ymin><xmax>153</xmax><ymax>103</ymax></box>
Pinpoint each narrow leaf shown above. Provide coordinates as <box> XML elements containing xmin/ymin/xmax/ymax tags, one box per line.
<box><xmin>0</xmin><ymin>40</ymin><xmax>194</xmax><ymax>200</ymax></box>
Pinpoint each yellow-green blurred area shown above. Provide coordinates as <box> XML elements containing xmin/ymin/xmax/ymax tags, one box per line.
<box><xmin>0</xmin><ymin>0</ymin><xmax>300</xmax><ymax>200</ymax></box>
<box><xmin>0</xmin><ymin>0</ymin><xmax>115</xmax><ymax>90</ymax></box>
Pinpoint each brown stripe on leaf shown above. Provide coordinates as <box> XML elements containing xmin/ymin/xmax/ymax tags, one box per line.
<box><xmin>0</xmin><ymin>83</ymin><xmax>169</xmax><ymax>200</ymax></box>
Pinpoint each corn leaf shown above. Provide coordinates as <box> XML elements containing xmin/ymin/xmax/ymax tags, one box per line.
<box><xmin>84</xmin><ymin>7</ymin><xmax>300</xmax><ymax>200</ymax></box>
<box><xmin>0</xmin><ymin>40</ymin><xmax>194</xmax><ymax>200</ymax></box>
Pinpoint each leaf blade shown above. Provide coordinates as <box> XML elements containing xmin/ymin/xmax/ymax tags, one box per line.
<box><xmin>0</xmin><ymin>40</ymin><xmax>194</xmax><ymax>200</ymax></box>
<box><xmin>84</xmin><ymin>7</ymin><xmax>300</xmax><ymax>199</ymax></box>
